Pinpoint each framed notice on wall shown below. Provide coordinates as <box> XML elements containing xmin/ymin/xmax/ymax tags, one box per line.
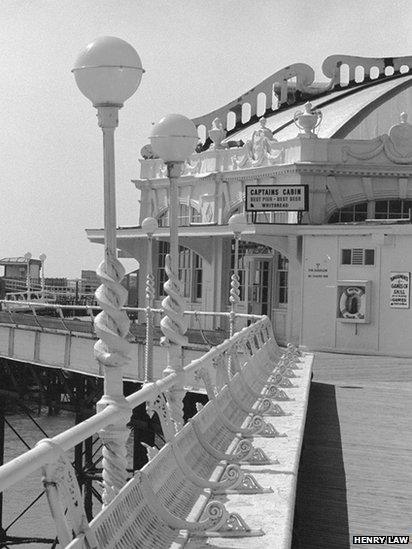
<box><xmin>389</xmin><ymin>272</ymin><xmax>410</xmax><ymax>309</ymax></box>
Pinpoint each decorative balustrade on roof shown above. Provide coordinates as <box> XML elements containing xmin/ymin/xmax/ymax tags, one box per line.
<box><xmin>139</xmin><ymin>113</ymin><xmax>412</xmax><ymax>182</ymax></box>
<box><xmin>190</xmin><ymin>54</ymin><xmax>412</xmax><ymax>139</ymax></box>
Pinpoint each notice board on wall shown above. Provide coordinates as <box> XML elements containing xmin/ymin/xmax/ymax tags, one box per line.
<box><xmin>389</xmin><ymin>272</ymin><xmax>410</xmax><ymax>309</ymax></box>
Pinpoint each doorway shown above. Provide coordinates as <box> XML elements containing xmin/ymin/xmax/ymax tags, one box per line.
<box><xmin>244</xmin><ymin>256</ymin><xmax>272</xmax><ymax>317</ymax></box>
<box><xmin>229</xmin><ymin>241</ymin><xmax>288</xmax><ymax>344</ymax></box>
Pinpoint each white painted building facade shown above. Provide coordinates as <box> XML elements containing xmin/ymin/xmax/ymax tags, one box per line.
<box><xmin>87</xmin><ymin>54</ymin><xmax>412</xmax><ymax>355</ymax></box>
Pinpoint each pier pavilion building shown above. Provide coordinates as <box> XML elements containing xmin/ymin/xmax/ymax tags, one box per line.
<box><xmin>87</xmin><ymin>53</ymin><xmax>412</xmax><ymax>356</ymax></box>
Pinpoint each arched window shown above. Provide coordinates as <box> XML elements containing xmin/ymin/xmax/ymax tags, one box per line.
<box><xmin>157</xmin><ymin>209</ymin><xmax>169</xmax><ymax>228</ymax></box>
<box><xmin>328</xmin><ymin>202</ymin><xmax>368</xmax><ymax>223</ymax></box>
<box><xmin>328</xmin><ymin>200</ymin><xmax>412</xmax><ymax>223</ymax></box>
<box><xmin>157</xmin><ymin>205</ymin><xmax>202</xmax><ymax>227</ymax></box>
<box><xmin>191</xmin><ymin>206</ymin><xmax>202</xmax><ymax>223</ymax></box>
<box><xmin>179</xmin><ymin>204</ymin><xmax>190</xmax><ymax>226</ymax></box>
<box><xmin>156</xmin><ymin>242</ymin><xmax>203</xmax><ymax>302</ymax></box>
<box><xmin>227</xmin><ymin>205</ymin><xmax>298</xmax><ymax>225</ymax></box>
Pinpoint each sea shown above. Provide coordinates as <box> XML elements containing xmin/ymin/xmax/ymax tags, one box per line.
<box><xmin>3</xmin><ymin>409</ymin><xmax>104</xmax><ymax>549</ymax></box>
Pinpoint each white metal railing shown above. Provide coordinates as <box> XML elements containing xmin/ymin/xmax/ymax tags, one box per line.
<box><xmin>0</xmin><ymin>313</ymin><xmax>309</xmax><ymax>547</ymax></box>
<box><xmin>3</xmin><ymin>277</ymin><xmax>98</xmax><ymax>305</ymax></box>
<box><xmin>0</xmin><ymin>318</ymin><xmax>281</xmax><ymax>510</ymax></box>
<box><xmin>0</xmin><ymin>318</ymin><xmax>264</xmax><ymax>487</ymax></box>
<box><xmin>0</xmin><ymin>299</ymin><xmax>261</xmax><ymax>337</ymax></box>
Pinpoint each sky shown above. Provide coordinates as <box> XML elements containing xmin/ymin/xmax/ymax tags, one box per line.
<box><xmin>0</xmin><ymin>0</ymin><xmax>411</xmax><ymax>277</ymax></box>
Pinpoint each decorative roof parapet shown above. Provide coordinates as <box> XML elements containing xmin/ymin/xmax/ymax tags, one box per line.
<box><xmin>192</xmin><ymin>62</ymin><xmax>324</xmax><ymax>136</ymax></box>
<box><xmin>191</xmin><ymin>54</ymin><xmax>412</xmax><ymax>139</ymax></box>
<box><xmin>139</xmin><ymin>140</ymin><xmax>286</xmax><ymax>180</ymax></box>
<box><xmin>343</xmin><ymin>112</ymin><xmax>412</xmax><ymax>164</ymax></box>
<box><xmin>322</xmin><ymin>54</ymin><xmax>412</xmax><ymax>81</ymax></box>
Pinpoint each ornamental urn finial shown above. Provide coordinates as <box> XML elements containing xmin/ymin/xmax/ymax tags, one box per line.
<box><xmin>208</xmin><ymin>117</ymin><xmax>226</xmax><ymax>149</ymax></box>
<box><xmin>293</xmin><ymin>101</ymin><xmax>322</xmax><ymax>138</ymax></box>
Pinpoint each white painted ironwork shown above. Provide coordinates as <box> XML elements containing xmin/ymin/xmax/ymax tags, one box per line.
<box><xmin>0</xmin><ymin>313</ymin><xmax>310</xmax><ymax>548</ymax></box>
<box><xmin>142</xmin><ymin>217</ymin><xmax>158</xmax><ymax>383</ymax></box>
<box><xmin>159</xmin><ymin>161</ymin><xmax>189</xmax><ymax>431</ymax></box>
<box><xmin>228</xmin><ymin>213</ymin><xmax>248</xmax><ymax>338</ymax></box>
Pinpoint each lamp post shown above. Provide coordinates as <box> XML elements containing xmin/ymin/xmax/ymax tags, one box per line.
<box><xmin>228</xmin><ymin>213</ymin><xmax>248</xmax><ymax>337</ymax></box>
<box><xmin>24</xmin><ymin>252</ymin><xmax>32</xmax><ymax>300</ymax></box>
<box><xmin>73</xmin><ymin>36</ymin><xmax>144</xmax><ymax>506</ymax></box>
<box><xmin>39</xmin><ymin>254</ymin><xmax>46</xmax><ymax>301</ymax></box>
<box><xmin>141</xmin><ymin>216</ymin><xmax>158</xmax><ymax>383</ymax></box>
<box><xmin>150</xmin><ymin>114</ymin><xmax>198</xmax><ymax>430</ymax></box>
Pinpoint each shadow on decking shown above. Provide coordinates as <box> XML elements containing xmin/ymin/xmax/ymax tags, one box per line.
<box><xmin>292</xmin><ymin>382</ymin><xmax>350</xmax><ymax>549</ymax></box>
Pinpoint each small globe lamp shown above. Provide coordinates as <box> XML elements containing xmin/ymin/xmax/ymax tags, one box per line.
<box><xmin>141</xmin><ymin>216</ymin><xmax>158</xmax><ymax>383</ymax></box>
<box><xmin>72</xmin><ymin>36</ymin><xmax>144</xmax><ymax>107</ymax></box>
<box><xmin>72</xmin><ymin>36</ymin><xmax>144</xmax><ymax>507</ymax></box>
<box><xmin>228</xmin><ymin>213</ymin><xmax>248</xmax><ymax>336</ymax></box>
<box><xmin>228</xmin><ymin>213</ymin><xmax>248</xmax><ymax>236</ymax></box>
<box><xmin>149</xmin><ymin>114</ymin><xmax>198</xmax><ymax>429</ymax></box>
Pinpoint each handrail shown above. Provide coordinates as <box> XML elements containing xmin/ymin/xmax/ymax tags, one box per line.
<box><xmin>0</xmin><ymin>316</ymin><xmax>272</xmax><ymax>493</ymax></box>
<box><xmin>0</xmin><ymin>300</ymin><xmax>152</xmax><ymax>312</ymax></box>
<box><xmin>0</xmin><ymin>299</ymin><xmax>263</xmax><ymax>320</ymax></box>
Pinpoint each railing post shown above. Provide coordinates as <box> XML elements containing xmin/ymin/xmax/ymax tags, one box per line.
<box><xmin>0</xmin><ymin>399</ymin><xmax>4</xmax><ymax>540</ymax></box>
<box><xmin>228</xmin><ymin>214</ymin><xmax>248</xmax><ymax>337</ymax></box>
<box><xmin>229</xmin><ymin>233</ymin><xmax>240</xmax><ymax>338</ymax></box>
<box><xmin>161</xmin><ymin>162</ymin><xmax>188</xmax><ymax>431</ymax></box>
<box><xmin>93</xmin><ymin>106</ymin><xmax>133</xmax><ymax>507</ymax></box>
<box><xmin>72</xmin><ymin>37</ymin><xmax>144</xmax><ymax>505</ymax></box>
<box><xmin>142</xmin><ymin>218</ymin><xmax>158</xmax><ymax>384</ymax></box>
<box><xmin>149</xmin><ymin>114</ymin><xmax>197</xmax><ymax>431</ymax></box>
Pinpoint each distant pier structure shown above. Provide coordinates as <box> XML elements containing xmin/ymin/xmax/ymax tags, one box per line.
<box><xmin>0</xmin><ymin>255</ymin><xmax>139</xmax><ymax>306</ymax></box>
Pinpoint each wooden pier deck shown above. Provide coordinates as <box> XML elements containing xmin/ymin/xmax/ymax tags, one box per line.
<box><xmin>292</xmin><ymin>352</ymin><xmax>412</xmax><ymax>548</ymax></box>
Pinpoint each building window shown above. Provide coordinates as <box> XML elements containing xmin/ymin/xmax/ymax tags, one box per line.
<box><xmin>341</xmin><ymin>248</ymin><xmax>375</xmax><ymax>266</ymax></box>
<box><xmin>156</xmin><ymin>242</ymin><xmax>203</xmax><ymax>301</ymax></box>
<box><xmin>329</xmin><ymin>199</ymin><xmax>412</xmax><ymax>223</ymax></box>
<box><xmin>191</xmin><ymin>207</ymin><xmax>202</xmax><ymax>223</ymax></box>
<box><xmin>193</xmin><ymin>253</ymin><xmax>203</xmax><ymax>300</ymax></box>
<box><xmin>179</xmin><ymin>247</ymin><xmax>191</xmax><ymax>297</ymax></box>
<box><xmin>157</xmin><ymin>205</ymin><xmax>202</xmax><ymax>227</ymax></box>
<box><xmin>179</xmin><ymin>204</ymin><xmax>190</xmax><ymax>227</ymax></box>
<box><xmin>228</xmin><ymin>205</ymin><xmax>298</xmax><ymax>225</ymax></box>
<box><xmin>375</xmin><ymin>199</ymin><xmax>412</xmax><ymax>219</ymax></box>
<box><xmin>158</xmin><ymin>210</ymin><xmax>169</xmax><ymax>228</ymax></box>
<box><xmin>328</xmin><ymin>202</ymin><xmax>368</xmax><ymax>223</ymax></box>
<box><xmin>277</xmin><ymin>254</ymin><xmax>289</xmax><ymax>306</ymax></box>
<box><xmin>156</xmin><ymin>241</ymin><xmax>169</xmax><ymax>296</ymax></box>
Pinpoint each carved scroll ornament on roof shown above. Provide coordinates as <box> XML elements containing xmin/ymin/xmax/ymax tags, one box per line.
<box><xmin>192</xmin><ymin>62</ymin><xmax>330</xmax><ymax>132</ymax></box>
<box><xmin>191</xmin><ymin>54</ymin><xmax>412</xmax><ymax>135</ymax></box>
<box><xmin>343</xmin><ymin>113</ymin><xmax>412</xmax><ymax>164</ymax></box>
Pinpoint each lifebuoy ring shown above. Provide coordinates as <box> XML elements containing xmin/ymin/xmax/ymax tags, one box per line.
<box><xmin>339</xmin><ymin>287</ymin><xmax>365</xmax><ymax>320</ymax></box>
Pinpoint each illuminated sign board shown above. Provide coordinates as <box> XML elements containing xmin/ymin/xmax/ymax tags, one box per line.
<box><xmin>245</xmin><ymin>185</ymin><xmax>308</xmax><ymax>211</ymax></box>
